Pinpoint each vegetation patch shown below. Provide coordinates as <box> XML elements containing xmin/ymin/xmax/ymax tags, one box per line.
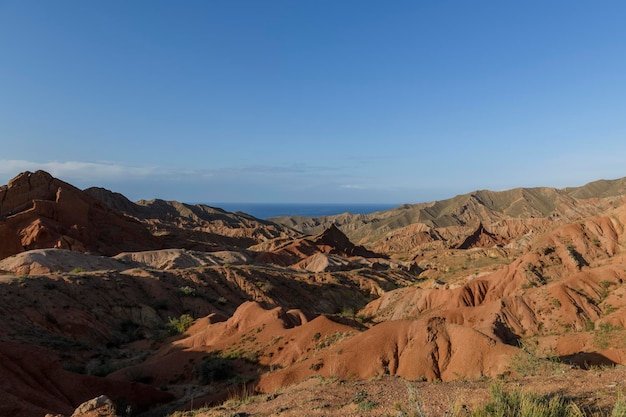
<box><xmin>167</xmin><ymin>314</ymin><xmax>194</xmax><ymax>335</ymax></box>
<box><xmin>178</xmin><ymin>285</ymin><xmax>196</xmax><ymax>296</ymax></box>
<box><xmin>462</xmin><ymin>383</ymin><xmax>626</xmax><ymax>417</ymax></box>
<box><xmin>510</xmin><ymin>340</ymin><xmax>562</xmax><ymax>377</ymax></box>
<box><xmin>594</xmin><ymin>322</ymin><xmax>624</xmax><ymax>349</ymax></box>
<box><xmin>352</xmin><ymin>390</ymin><xmax>377</xmax><ymax>412</ymax></box>
<box><xmin>407</xmin><ymin>383</ymin><xmax>626</xmax><ymax>417</ymax></box>
<box><xmin>315</xmin><ymin>331</ymin><xmax>353</xmax><ymax>351</ymax></box>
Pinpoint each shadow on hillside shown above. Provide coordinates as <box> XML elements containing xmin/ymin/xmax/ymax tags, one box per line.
<box><xmin>1</xmin><ymin>265</ymin><xmax>393</xmax><ymax>416</ymax></box>
<box><xmin>493</xmin><ymin>319</ymin><xmax>521</xmax><ymax>346</ymax></box>
<box><xmin>558</xmin><ymin>352</ymin><xmax>617</xmax><ymax>370</ymax></box>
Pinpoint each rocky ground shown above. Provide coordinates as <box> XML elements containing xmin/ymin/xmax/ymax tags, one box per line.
<box><xmin>178</xmin><ymin>366</ymin><xmax>626</xmax><ymax>417</ymax></box>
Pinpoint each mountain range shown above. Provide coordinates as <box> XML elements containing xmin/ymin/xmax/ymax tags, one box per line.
<box><xmin>1</xmin><ymin>170</ymin><xmax>626</xmax><ymax>417</ymax></box>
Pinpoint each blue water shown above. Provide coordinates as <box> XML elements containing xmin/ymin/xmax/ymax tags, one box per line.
<box><xmin>208</xmin><ymin>203</ymin><xmax>400</xmax><ymax>220</ymax></box>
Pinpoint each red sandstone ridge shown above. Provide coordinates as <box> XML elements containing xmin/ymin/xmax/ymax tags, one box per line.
<box><xmin>255</xmin><ymin>224</ymin><xmax>380</xmax><ymax>267</ymax></box>
<box><xmin>0</xmin><ymin>171</ymin><xmax>160</xmax><ymax>260</ymax></box>
<box><xmin>0</xmin><ymin>171</ymin><xmax>296</xmax><ymax>261</ymax></box>
<box><xmin>311</xmin><ymin>224</ymin><xmax>378</xmax><ymax>257</ymax></box>
<box><xmin>454</xmin><ymin>222</ymin><xmax>508</xmax><ymax>249</ymax></box>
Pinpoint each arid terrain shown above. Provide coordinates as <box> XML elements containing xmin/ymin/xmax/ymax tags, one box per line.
<box><xmin>1</xmin><ymin>170</ymin><xmax>626</xmax><ymax>417</ymax></box>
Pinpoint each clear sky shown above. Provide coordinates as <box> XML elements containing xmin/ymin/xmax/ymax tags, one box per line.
<box><xmin>1</xmin><ymin>1</ymin><xmax>626</xmax><ymax>204</ymax></box>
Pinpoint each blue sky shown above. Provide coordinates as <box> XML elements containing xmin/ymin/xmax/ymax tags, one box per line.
<box><xmin>1</xmin><ymin>1</ymin><xmax>626</xmax><ymax>204</ymax></box>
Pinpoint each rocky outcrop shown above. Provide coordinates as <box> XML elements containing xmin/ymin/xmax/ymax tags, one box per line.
<box><xmin>311</xmin><ymin>224</ymin><xmax>378</xmax><ymax>257</ymax></box>
<box><xmin>0</xmin><ymin>171</ymin><xmax>161</xmax><ymax>260</ymax></box>
<box><xmin>256</xmin><ymin>224</ymin><xmax>380</xmax><ymax>267</ymax></box>
<box><xmin>70</xmin><ymin>395</ymin><xmax>116</xmax><ymax>417</ymax></box>
<box><xmin>0</xmin><ymin>171</ymin><xmax>301</xmax><ymax>261</ymax></box>
<box><xmin>454</xmin><ymin>222</ymin><xmax>508</xmax><ymax>249</ymax></box>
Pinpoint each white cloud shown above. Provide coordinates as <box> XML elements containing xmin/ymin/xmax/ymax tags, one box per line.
<box><xmin>0</xmin><ymin>160</ymin><xmax>340</xmax><ymax>186</ymax></box>
<box><xmin>340</xmin><ymin>184</ymin><xmax>366</xmax><ymax>190</ymax></box>
<box><xmin>0</xmin><ymin>160</ymin><xmax>160</xmax><ymax>183</ymax></box>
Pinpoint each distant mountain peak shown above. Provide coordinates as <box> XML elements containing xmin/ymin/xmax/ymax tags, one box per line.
<box><xmin>454</xmin><ymin>222</ymin><xmax>508</xmax><ymax>249</ymax></box>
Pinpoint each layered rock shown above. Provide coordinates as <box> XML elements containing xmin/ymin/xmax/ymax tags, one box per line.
<box><xmin>0</xmin><ymin>171</ymin><xmax>160</xmax><ymax>260</ymax></box>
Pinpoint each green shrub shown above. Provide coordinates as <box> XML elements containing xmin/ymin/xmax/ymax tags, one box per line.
<box><xmin>353</xmin><ymin>390</ymin><xmax>377</xmax><ymax>412</ymax></box>
<box><xmin>472</xmin><ymin>383</ymin><xmax>576</xmax><ymax>417</ymax></box>
<box><xmin>469</xmin><ymin>384</ymin><xmax>626</xmax><ymax>417</ymax></box>
<box><xmin>220</xmin><ymin>348</ymin><xmax>259</xmax><ymax>364</ymax></box>
<box><xmin>407</xmin><ymin>384</ymin><xmax>626</xmax><ymax>417</ymax></box>
<box><xmin>612</xmin><ymin>390</ymin><xmax>626</xmax><ymax>417</ymax></box>
<box><xmin>178</xmin><ymin>286</ymin><xmax>196</xmax><ymax>296</ymax></box>
<box><xmin>167</xmin><ymin>314</ymin><xmax>194</xmax><ymax>335</ymax></box>
<box><xmin>315</xmin><ymin>331</ymin><xmax>352</xmax><ymax>351</ymax></box>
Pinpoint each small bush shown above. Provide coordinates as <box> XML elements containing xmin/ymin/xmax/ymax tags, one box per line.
<box><xmin>603</xmin><ymin>304</ymin><xmax>618</xmax><ymax>316</ymax></box>
<box><xmin>315</xmin><ymin>331</ymin><xmax>352</xmax><ymax>351</ymax></box>
<box><xmin>178</xmin><ymin>286</ymin><xmax>196</xmax><ymax>296</ymax></box>
<box><xmin>195</xmin><ymin>355</ymin><xmax>234</xmax><ymax>384</ymax></box>
<box><xmin>612</xmin><ymin>390</ymin><xmax>626</xmax><ymax>417</ymax></box>
<box><xmin>255</xmin><ymin>281</ymin><xmax>273</xmax><ymax>292</ymax></box>
<box><xmin>167</xmin><ymin>314</ymin><xmax>194</xmax><ymax>335</ymax></box>
<box><xmin>353</xmin><ymin>390</ymin><xmax>377</xmax><ymax>412</ymax></box>
<box><xmin>221</xmin><ymin>348</ymin><xmax>259</xmax><ymax>364</ymax></box>
<box><xmin>340</xmin><ymin>306</ymin><xmax>356</xmax><ymax>317</ymax></box>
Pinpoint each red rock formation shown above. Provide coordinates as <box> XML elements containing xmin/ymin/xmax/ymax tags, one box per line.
<box><xmin>454</xmin><ymin>222</ymin><xmax>508</xmax><ymax>249</ymax></box>
<box><xmin>256</xmin><ymin>224</ymin><xmax>379</xmax><ymax>267</ymax></box>
<box><xmin>311</xmin><ymin>223</ymin><xmax>379</xmax><ymax>257</ymax></box>
<box><xmin>0</xmin><ymin>171</ymin><xmax>161</xmax><ymax>260</ymax></box>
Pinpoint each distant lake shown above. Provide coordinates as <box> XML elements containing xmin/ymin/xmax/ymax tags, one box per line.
<box><xmin>207</xmin><ymin>203</ymin><xmax>400</xmax><ymax>220</ymax></box>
